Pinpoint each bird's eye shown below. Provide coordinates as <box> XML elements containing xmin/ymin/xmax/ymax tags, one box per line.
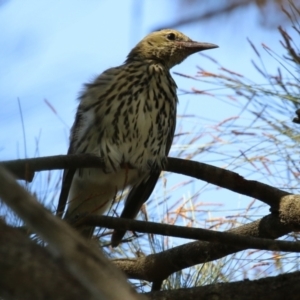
<box><xmin>166</xmin><ymin>33</ymin><xmax>176</xmax><ymax>41</ymax></box>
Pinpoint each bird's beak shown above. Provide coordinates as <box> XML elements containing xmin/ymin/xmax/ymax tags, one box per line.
<box><xmin>180</xmin><ymin>41</ymin><xmax>218</xmax><ymax>53</ymax></box>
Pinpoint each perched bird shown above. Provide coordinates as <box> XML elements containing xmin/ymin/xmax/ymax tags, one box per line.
<box><xmin>57</xmin><ymin>29</ymin><xmax>217</xmax><ymax>246</ymax></box>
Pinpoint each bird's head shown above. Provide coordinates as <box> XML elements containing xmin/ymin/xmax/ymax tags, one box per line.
<box><xmin>126</xmin><ymin>29</ymin><xmax>218</xmax><ymax>69</ymax></box>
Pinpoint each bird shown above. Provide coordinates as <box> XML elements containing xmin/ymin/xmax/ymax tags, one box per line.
<box><xmin>56</xmin><ymin>29</ymin><xmax>218</xmax><ymax>247</ymax></box>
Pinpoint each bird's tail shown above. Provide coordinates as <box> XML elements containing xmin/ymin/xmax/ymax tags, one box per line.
<box><xmin>111</xmin><ymin>171</ymin><xmax>160</xmax><ymax>247</ymax></box>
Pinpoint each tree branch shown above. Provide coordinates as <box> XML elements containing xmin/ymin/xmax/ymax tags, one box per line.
<box><xmin>113</xmin><ymin>215</ymin><xmax>291</xmax><ymax>282</ymax></box>
<box><xmin>1</xmin><ymin>154</ymin><xmax>290</xmax><ymax>210</ymax></box>
<box><xmin>2</xmin><ymin>155</ymin><xmax>298</xmax><ymax>285</ymax></box>
<box><xmin>83</xmin><ymin>212</ymin><xmax>300</xmax><ymax>253</ymax></box>
<box><xmin>103</xmin><ymin>213</ymin><xmax>295</xmax><ymax>282</ymax></box>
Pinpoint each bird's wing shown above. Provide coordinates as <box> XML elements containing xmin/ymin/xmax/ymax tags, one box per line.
<box><xmin>56</xmin><ymin>112</ymin><xmax>82</xmax><ymax>217</ymax></box>
<box><xmin>56</xmin><ymin>66</ymin><xmax>119</xmax><ymax>218</ymax></box>
<box><xmin>111</xmin><ymin>103</ymin><xmax>177</xmax><ymax>247</ymax></box>
<box><xmin>110</xmin><ymin>171</ymin><xmax>160</xmax><ymax>246</ymax></box>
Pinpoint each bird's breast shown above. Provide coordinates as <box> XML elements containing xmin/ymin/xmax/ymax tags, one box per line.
<box><xmin>76</xmin><ymin>63</ymin><xmax>177</xmax><ymax>173</ymax></box>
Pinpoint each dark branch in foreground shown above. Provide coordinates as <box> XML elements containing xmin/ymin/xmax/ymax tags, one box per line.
<box><xmin>0</xmin><ymin>154</ymin><xmax>290</xmax><ymax>211</ymax></box>
<box><xmin>0</xmin><ymin>219</ymin><xmax>91</xmax><ymax>300</ymax></box>
<box><xmin>0</xmin><ymin>165</ymin><xmax>144</xmax><ymax>300</ymax></box>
